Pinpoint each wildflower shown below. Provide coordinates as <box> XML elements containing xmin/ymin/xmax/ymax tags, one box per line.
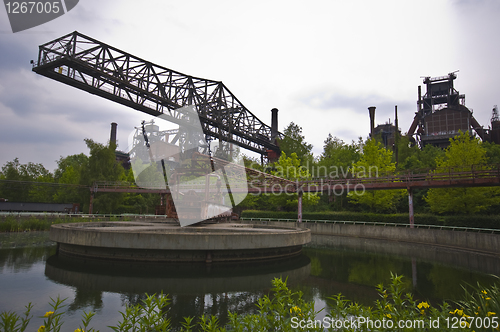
<box><xmin>386</xmin><ymin>314</ymin><xmax>392</xmax><ymax>319</ymax></box>
<box><xmin>44</xmin><ymin>311</ymin><xmax>54</xmax><ymax>317</ymax></box>
<box><xmin>488</xmin><ymin>312</ymin><xmax>496</xmax><ymax>317</ymax></box>
<box><xmin>38</xmin><ymin>326</ymin><xmax>45</xmax><ymax>332</ymax></box>
<box><xmin>486</xmin><ymin>297</ymin><xmax>492</xmax><ymax>300</ymax></box>
<box><xmin>482</xmin><ymin>290</ymin><xmax>488</xmax><ymax>295</ymax></box>
<box><xmin>421</xmin><ymin>309</ymin><xmax>425</xmax><ymax>315</ymax></box>
<box><xmin>449</xmin><ymin>308</ymin><xmax>464</xmax><ymax>316</ymax></box>
<box><xmin>417</xmin><ymin>302</ymin><xmax>430</xmax><ymax>309</ymax></box>
<box><xmin>290</xmin><ymin>306</ymin><xmax>301</xmax><ymax>315</ymax></box>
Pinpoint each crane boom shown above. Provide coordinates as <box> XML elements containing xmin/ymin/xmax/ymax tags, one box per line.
<box><xmin>32</xmin><ymin>31</ymin><xmax>281</xmax><ymax>156</ymax></box>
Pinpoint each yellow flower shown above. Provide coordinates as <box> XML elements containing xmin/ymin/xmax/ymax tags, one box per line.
<box><xmin>38</xmin><ymin>326</ymin><xmax>45</xmax><ymax>332</ymax></box>
<box><xmin>44</xmin><ymin>311</ymin><xmax>54</xmax><ymax>317</ymax></box>
<box><xmin>75</xmin><ymin>329</ymin><xmax>83</xmax><ymax>332</ymax></box>
<box><xmin>488</xmin><ymin>312</ymin><xmax>496</xmax><ymax>317</ymax></box>
<box><xmin>290</xmin><ymin>306</ymin><xmax>301</xmax><ymax>315</ymax></box>
<box><xmin>421</xmin><ymin>309</ymin><xmax>425</xmax><ymax>315</ymax></box>
<box><xmin>486</xmin><ymin>297</ymin><xmax>492</xmax><ymax>300</ymax></box>
<box><xmin>482</xmin><ymin>290</ymin><xmax>488</xmax><ymax>295</ymax></box>
<box><xmin>386</xmin><ymin>314</ymin><xmax>392</xmax><ymax>319</ymax></box>
<box><xmin>449</xmin><ymin>309</ymin><xmax>464</xmax><ymax>316</ymax></box>
<box><xmin>417</xmin><ymin>302</ymin><xmax>430</xmax><ymax>309</ymax></box>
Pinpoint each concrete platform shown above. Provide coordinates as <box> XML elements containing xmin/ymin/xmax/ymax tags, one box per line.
<box><xmin>49</xmin><ymin>221</ymin><xmax>311</xmax><ymax>263</ymax></box>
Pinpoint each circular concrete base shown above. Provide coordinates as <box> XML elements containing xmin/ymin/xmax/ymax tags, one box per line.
<box><xmin>50</xmin><ymin>221</ymin><xmax>311</xmax><ymax>263</ymax></box>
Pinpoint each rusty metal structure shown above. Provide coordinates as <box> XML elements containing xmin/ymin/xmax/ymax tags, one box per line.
<box><xmin>408</xmin><ymin>72</ymin><xmax>486</xmax><ymax>148</ymax></box>
<box><xmin>32</xmin><ymin>31</ymin><xmax>282</xmax><ymax>159</ymax></box>
<box><xmin>490</xmin><ymin>105</ymin><xmax>500</xmax><ymax>144</ymax></box>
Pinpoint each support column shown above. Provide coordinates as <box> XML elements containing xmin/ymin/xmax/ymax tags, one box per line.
<box><xmin>298</xmin><ymin>190</ymin><xmax>303</xmax><ymax>223</ymax></box>
<box><xmin>89</xmin><ymin>192</ymin><xmax>94</xmax><ymax>214</ymax></box>
<box><xmin>408</xmin><ymin>187</ymin><xmax>414</xmax><ymax>228</ymax></box>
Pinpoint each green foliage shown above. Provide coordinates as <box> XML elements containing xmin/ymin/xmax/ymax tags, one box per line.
<box><xmin>456</xmin><ymin>278</ymin><xmax>500</xmax><ymax>320</ymax></box>
<box><xmin>109</xmin><ymin>293</ymin><xmax>171</xmax><ymax>332</ymax></box>
<box><xmin>348</xmin><ymin>139</ymin><xmax>406</xmax><ymax>213</ymax></box>
<box><xmin>277</xmin><ymin>122</ymin><xmax>313</xmax><ymax>166</ymax></box>
<box><xmin>0</xmin><ymin>158</ymin><xmax>54</xmax><ymax>202</ymax></box>
<box><xmin>318</xmin><ymin>134</ymin><xmax>361</xmax><ymax>174</ymax></box>
<box><xmin>227</xmin><ymin>277</ymin><xmax>321</xmax><ymax>332</ymax></box>
<box><xmin>483</xmin><ymin>141</ymin><xmax>500</xmax><ymax>164</ymax></box>
<box><xmin>269</xmin><ymin>152</ymin><xmax>319</xmax><ymax>211</ymax></box>
<box><xmin>38</xmin><ymin>297</ymin><xmax>66</xmax><ymax>332</ymax></box>
<box><xmin>398</xmin><ymin>141</ymin><xmax>445</xmax><ymax>170</ymax></box>
<box><xmin>80</xmin><ymin>139</ymin><xmax>126</xmax><ymax>213</ymax></box>
<box><xmin>0</xmin><ymin>303</ymin><xmax>32</xmax><ymax>332</ymax></box>
<box><xmin>425</xmin><ymin>131</ymin><xmax>500</xmax><ymax>214</ymax></box>
<box><xmin>52</xmin><ymin>154</ymin><xmax>89</xmax><ymax>205</ymax></box>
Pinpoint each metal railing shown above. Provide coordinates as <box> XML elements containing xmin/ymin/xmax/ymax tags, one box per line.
<box><xmin>239</xmin><ymin>217</ymin><xmax>500</xmax><ymax>234</ymax></box>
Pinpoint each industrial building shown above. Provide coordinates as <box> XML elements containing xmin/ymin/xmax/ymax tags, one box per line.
<box><xmin>369</xmin><ymin>73</ymin><xmax>499</xmax><ymax>150</ymax></box>
<box><xmin>408</xmin><ymin>72</ymin><xmax>486</xmax><ymax>148</ymax></box>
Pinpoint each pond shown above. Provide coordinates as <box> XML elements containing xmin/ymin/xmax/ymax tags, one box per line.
<box><xmin>0</xmin><ymin>231</ymin><xmax>498</xmax><ymax>331</ymax></box>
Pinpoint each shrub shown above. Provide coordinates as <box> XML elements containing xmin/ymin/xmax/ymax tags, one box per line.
<box><xmin>2</xmin><ymin>275</ymin><xmax>499</xmax><ymax>331</ymax></box>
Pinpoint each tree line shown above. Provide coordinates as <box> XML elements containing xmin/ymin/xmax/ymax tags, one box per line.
<box><xmin>0</xmin><ymin>139</ymin><xmax>160</xmax><ymax>214</ymax></box>
<box><xmin>240</xmin><ymin>122</ymin><xmax>500</xmax><ymax>215</ymax></box>
<box><xmin>1</xmin><ymin>123</ymin><xmax>500</xmax><ymax>215</ymax></box>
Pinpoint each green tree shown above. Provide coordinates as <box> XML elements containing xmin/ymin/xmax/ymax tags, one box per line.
<box><xmin>348</xmin><ymin>139</ymin><xmax>406</xmax><ymax>212</ymax></box>
<box><xmin>278</xmin><ymin>122</ymin><xmax>313</xmax><ymax>166</ymax></box>
<box><xmin>317</xmin><ymin>134</ymin><xmax>361</xmax><ymax>210</ymax></box>
<box><xmin>80</xmin><ymin>139</ymin><xmax>125</xmax><ymax>213</ymax></box>
<box><xmin>318</xmin><ymin>134</ymin><xmax>361</xmax><ymax>174</ymax></box>
<box><xmin>482</xmin><ymin>141</ymin><xmax>500</xmax><ymax>164</ymax></box>
<box><xmin>0</xmin><ymin>158</ymin><xmax>54</xmax><ymax>202</ymax></box>
<box><xmin>53</xmin><ymin>153</ymin><xmax>89</xmax><ymax>205</ymax></box>
<box><xmin>268</xmin><ymin>152</ymin><xmax>319</xmax><ymax>211</ymax></box>
<box><xmin>398</xmin><ymin>140</ymin><xmax>444</xmax><ymax>170</ymax></box>
<box><xmin>425</xmin><ymin>131</ymin><xmax>500</xmax><ymax>214</ymax></box>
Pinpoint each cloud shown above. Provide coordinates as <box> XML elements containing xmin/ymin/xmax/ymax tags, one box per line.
<box><xmin>296</xmin><ymin>88</ymin><xmax>414</xmax><ymax>120</ymax></box>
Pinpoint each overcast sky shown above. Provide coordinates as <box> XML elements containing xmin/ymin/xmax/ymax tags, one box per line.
<box><xmin>1</xmin><ymin>0</ymin><xmax>499</xmax><ymax>172</ymax></box>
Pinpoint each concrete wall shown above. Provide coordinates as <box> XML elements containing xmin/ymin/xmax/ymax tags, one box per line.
<box><xmin>242</xmin><ymin>220</ymin><xmax>500</xmax><ymax>256</ymax></box>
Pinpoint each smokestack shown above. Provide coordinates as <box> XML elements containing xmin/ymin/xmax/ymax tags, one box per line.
<box><xmin>368</xmin><ymin>106</ymin><xmax>376</xmax><ymax>137</ymax></box>
<box><xmin>110</xmin><ymin>122</ymin><xmax>117</xmax><ymax>147</ymax></box>
<box><xmin>271</xmin><ymin>108</ymin><xmax>279</xmax><ymax>141</ymax></box>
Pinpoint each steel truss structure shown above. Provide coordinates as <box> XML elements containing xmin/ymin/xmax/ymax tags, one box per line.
<box><xmin>32</xmin><ymin>31</ymin><xmax>281</xmax><ymax>156</ymax></box>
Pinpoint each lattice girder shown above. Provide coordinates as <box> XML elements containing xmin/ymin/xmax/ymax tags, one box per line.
<box><xmin>33</xmin><ymin>31</ymin><xmax>281</xmax><ymax>155</ymax></box>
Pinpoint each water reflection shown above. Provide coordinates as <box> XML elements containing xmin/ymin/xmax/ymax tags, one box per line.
<box><xmin>45</xmin><ymin>253</ymin><xmax>311</xmax><ymax>326</ymax></box>
<box><xmin>0</xmin><ymin>231</ymin><xmax>55</xmax><ymax>273</ymax></box>
<box><xmin>303</xmin><ymin>235</ymin><xmax>500</xmax><ymax>306</ymax></box>
<box><xmin>1</xmin><ymin>231</ymin><xmax>499</xmax><ymax>331</ymax></box>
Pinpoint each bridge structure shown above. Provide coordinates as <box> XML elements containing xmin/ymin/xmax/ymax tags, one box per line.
<box><xmin>32</xmin><ymin>31</ymin><xmax>282</xmax><ymax>159</ymax></box>
<box><xmin>89</xmin><ymin>165</ymin><xmax>500</xmax><ymax>226</ymax></box>
<box><xmin>298</xmin><ymin>165</ymin><xmax>500</xmax><ymax>226</ymax></box>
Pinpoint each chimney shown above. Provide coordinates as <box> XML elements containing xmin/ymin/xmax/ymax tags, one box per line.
<box><xmin>271</xmin><ymin>108</ymin><xmax>279</xmax><ymax>141</ymax></box>
<box><xmin>368</xmin><ymin>106</ymin><xmax>376</xmax><ymax>137</ymax></box>
<box><xmin>110</xmin><ymin>122</ymin><xmax>117</xmax><ymax>147</ymax></box>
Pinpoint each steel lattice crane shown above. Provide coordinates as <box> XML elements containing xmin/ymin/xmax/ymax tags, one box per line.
<box><xmin>32</xmin><ymin>31</ymin><xmax>282</xmax><ymax>159</ymax></box>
